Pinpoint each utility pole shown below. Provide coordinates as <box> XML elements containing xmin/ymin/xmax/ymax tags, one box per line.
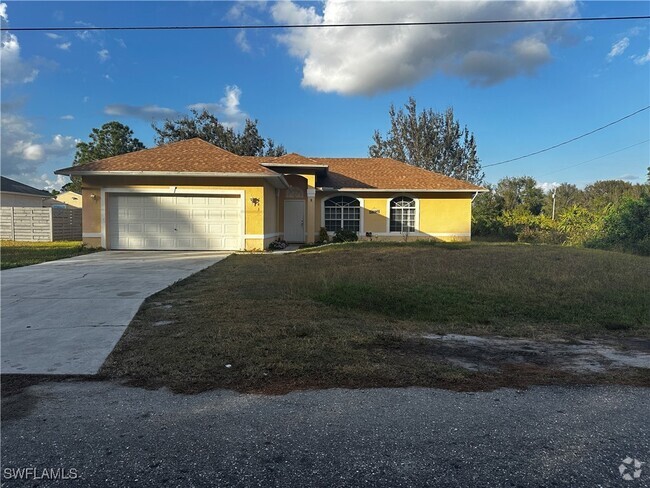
<box><xmin>552</xmin><ymin>189</ymin><xmax>557</xmax><ymax>220</ymax></box>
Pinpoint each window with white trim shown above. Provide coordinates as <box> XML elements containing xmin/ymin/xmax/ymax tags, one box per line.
<box><xmin>324</xmin><ymin>196</ymin><xmax>360</xmax><ymax>232</ymax></box>
<box><xmin>390</xmin><ymin>197</ymin><xmax>416</xmax><ymax>232</ymax></box>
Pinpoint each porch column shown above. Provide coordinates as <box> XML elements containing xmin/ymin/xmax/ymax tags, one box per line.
<box><xmin>306</xmin><ymin>188</ymin><xmax>316</xmax><ymax>244</ymax></box>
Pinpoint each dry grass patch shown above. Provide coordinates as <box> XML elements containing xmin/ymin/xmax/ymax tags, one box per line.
<box><xmin>101</xmin><ymin>243</ymin><xmax>650</xmax><ymax>393</ymax></box>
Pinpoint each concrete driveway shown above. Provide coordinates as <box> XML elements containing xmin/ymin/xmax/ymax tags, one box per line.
<box><xmin>1</xmin><ymin>251</ymin><xmax>228</xmax><ymax>375</ymax></box>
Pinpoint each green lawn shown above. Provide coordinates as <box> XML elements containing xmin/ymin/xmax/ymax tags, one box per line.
<box><xmin>101</xmin><ymin>242</ymin><xmax>650</xmax><ymax>393</ymax></box>
<box><xmin>0</xmin><ymin>241</ymin><xmax>98</xmax><ymax>269</ymax></box>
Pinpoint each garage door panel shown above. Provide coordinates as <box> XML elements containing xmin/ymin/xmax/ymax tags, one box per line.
<box><xmin>108</xmin><ymin>193</ymin><xmax>242</xmax><ymax>250</ymax></box>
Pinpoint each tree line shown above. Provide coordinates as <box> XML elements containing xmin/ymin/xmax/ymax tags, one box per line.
<box><xmin>473</xmin><ymin>177</ymin><xmax>650</xmax><ymax>255</ymax></box>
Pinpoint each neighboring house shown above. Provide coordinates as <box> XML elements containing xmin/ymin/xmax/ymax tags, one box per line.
<box><xmin>0</xmin><ymin>176</ymin><xmax>53</xmax><ymax>207</ymax></box>
<box><xmin>55</xmin><ymin>191</ymin><xmax>83</xmax><ymax>208</ymax></box>
<box><xmin>55</xmin><ymin>138</ymin><xmax>485</xmax><ymax>251</ymax></box>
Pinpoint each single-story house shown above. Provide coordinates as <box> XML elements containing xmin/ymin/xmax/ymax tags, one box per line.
<box><xmin>0</xmin><ymin>176</ymin><xmax>53</xmax><ymax>207</ymax></box>
<box><xmin>55</xmin><ymin>191</ymin><xmax>83</xmax><ymax>208</ymax></box>
<box><xmin>55</xmin><ymin>138</ymin><xmax>485</xmax><ymax>251</ymax></box>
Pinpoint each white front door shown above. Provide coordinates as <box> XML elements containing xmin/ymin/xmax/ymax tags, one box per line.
<box><xmin>284</xmin><ymin>200</ymin><xmax>305</xmax><ymax>243</ymax></box>
<box><xmin>108</xmin><ymin>194</ymin><xmax>243</xmax><ymax>250</ymax></box>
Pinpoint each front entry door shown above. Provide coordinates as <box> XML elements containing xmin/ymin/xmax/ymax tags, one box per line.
<box><xmin>284</xmin><ymin>200</ymin><xmax>305</xmax><ymax>243</ymax></box>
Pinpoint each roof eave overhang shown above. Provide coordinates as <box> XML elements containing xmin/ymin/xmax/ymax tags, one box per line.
<box><xmin>53</xmin><ymin>170</ymin><xmax>290</xmax><ymax>189</ymax></box>
<box><xmin>0</xmin><ymin>190</ymin><xmax>51</xmax><ymax>198</ymax></box>
<box><xmin>316</xmin><ymin>187</ymin><xmax>488</xmax><ymax>193</ymax></box>
<box><xmin>261</xmin><ymin>163</ymin><xmax>329</xmax><ymax>169</ymax></box>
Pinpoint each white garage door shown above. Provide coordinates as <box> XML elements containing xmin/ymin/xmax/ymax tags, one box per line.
<box><xmin>108</xmin><ymin>194</ymin><xmax>242</xmax><ymax>250</ymax></box>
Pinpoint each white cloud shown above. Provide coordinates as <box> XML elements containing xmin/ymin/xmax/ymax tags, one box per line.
<box><xmin>97</xmin><ymin>49</ymin><xmax>110</xmax><ymax>62</ymax></box>
<box><xmin>45</xmin><ymin>33</ymin><xmax>62</xmax><ymax>40</ymax></box>
<box><xmin>271</xmin><ymin>0</ymin><xmax>577</xmax><ymax>95</ymax></box>
<box><xmin>607</xmin><ymin>37</ymin><xmax>629</xmax><ymax>61</ymax></box>
<box><xmin>115</xmin><ymin>38</ymin><xmax>127</xmax><ymax>48</ymax></box>
<box><xmin>60</xmin><ymin>115</ymin><xmax>74</xmax><ymax>120</ymax></box>
<box><xmin>584</xmin><ymin>35</ymin><xmax>594</xmax><ymax>42</ymax></box>
<box><xmin>188</xmin><ymin>85</ymin><xmax>248</xmax><ymax>129</ymax></box>
<box><xmin>75</xmin><ymin>20</ymin><xmax>100</xmax><ymax>43</ymax></box>
<box><xmin>620</xmin><ymin>174</ymin><xmax>640</xmax><ymax>182</ymax></box>
<box><xmin>1</xmin><ymin>111</ymin><xmax>77</xmax><ymax>189</ymax></box>
<box><xmin>57</xmin><ymin>42</ymin><xmax>71</xmax><ymax>51</ymax></box>
<box><xmin>104</xmin><ymin>104</ymin><xmax>177</xmax><ymax>120</ymax></box>
<box><xmin>235</xmin><ymin>30</ymin><xmax>251</xmax><ymax>53</ymax></box>
<box><xmin>225</xmin><ymin>1</ymin><xmax>267</xmax><ymax>22</ymax></box>
<box><xmin>537</xmin><ymin>182</ymin><xmax>560</xmax><ymax>192</ymax></box>
<box><xmin>632</xmin><ymin>49</ymin><xmax>650</xmax><ymax>65</ymax></box>
<box><xmin>1</xmin><ymin>3</ymin><xmax>39</xmax><ymax>85</ymax></box>
<box><xmin>103</xmin><ymin>74</ymin><xmax>113</xmax><ymax>82</ymax></box>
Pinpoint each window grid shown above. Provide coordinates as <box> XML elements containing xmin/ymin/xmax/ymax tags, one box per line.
<box><xmin>324</xmin><ymin>196</ymin><xmax>360</xmax><ymax>232</ymax></box>
<box><xmin>390</xmin><ymin>197</ymin><xmax>416</xmax><ymax>233</ymax></box>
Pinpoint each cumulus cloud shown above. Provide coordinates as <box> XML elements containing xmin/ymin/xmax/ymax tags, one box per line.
<box><xmin>97</xmin><ymin>49</ymin><xmax>110</xmax><ymax>62</ymax></box>
<box><xmin>104</xmin><ymin>104</ymin><xmax>177</xmax><ymax>120</ymax></box>
<box><xmin>632</xmin><ymin>49</ymin><xmax>650</xmax><ymax>65</ymax></box>
<box><xmin>57</xmin><ymin>42</ymin><xmax>71</xmax><ymax>51</ymax></box>
<box><xmin>271</xmin><ymin>0</ymin><xmax>577</xmax><ymax>95</ymax></box>
<box><xmin>188</xmin><ymin>85</ymin><xmax>248</xmax><ymax>129</ymax></box>
<box><xmin>1</xmin><ymin>111</ymin><xmax>77</xmax><ymax>189</ymax></box>
<box><xmin>607</xmin><ymin>37</ymin><xmax>629</xmax><ymax>60</ymax></box>
<box><xmin>1</xmin><ymin>3</ymin><xmax>40</xmax><ymax>85</ymax></box>
<box><xmin>45</xmin><ymin>33</ymin><xmax>62</xmax><ymax>40</ymax></box>
<box><xmin>60</xmin><ymin>115</ymin><xmax>74</xmax><ymax>120</ymax></box>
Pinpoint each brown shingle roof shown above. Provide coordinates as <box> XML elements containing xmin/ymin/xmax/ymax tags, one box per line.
<box><xmin>55</xmin><ymin>138</ymin><xmax>277</xmax><ymax>176</ymax></box>
<box><xmin>55</xmin><ymin>139</ymin><xmax>483</xmax><ymax>191</ymax></box>
<box><xmin>311</xmin><ymin>158</ymin><xmax>483</xmax><ymax>191</ymax></box>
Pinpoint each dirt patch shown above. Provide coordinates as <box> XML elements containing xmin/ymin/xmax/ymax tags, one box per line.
<box><xmin>418</xmin><ymin>334</ymin><xmax>650</xmax><ymax>373</ymax></box>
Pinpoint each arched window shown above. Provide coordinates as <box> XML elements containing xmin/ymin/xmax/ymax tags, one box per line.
<box><xmin>390</xmin><ymin>197</ymin><xmax>416</xmax><ymax>233</ymax></box>
<box><xmin>324</xmin><ymin>196</ymin><xmax>360</xmax><ymax>232</ymax></box>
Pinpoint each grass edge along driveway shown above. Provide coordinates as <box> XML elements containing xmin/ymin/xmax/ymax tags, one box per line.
<box><xmin>100</xmin><ymin>242</ymin><xmax>650</xmax><ymax>394</ymax></box>
<box><xmin>0</xmin><ymin>241</ymin><xmax>97</xmax><ymax>270</ymax></box>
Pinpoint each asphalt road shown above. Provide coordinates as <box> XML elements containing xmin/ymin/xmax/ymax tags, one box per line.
<box><xmin>2</xmin><ymin>382</ymin><xmax>649</xmax><ymax>487</ymax></box>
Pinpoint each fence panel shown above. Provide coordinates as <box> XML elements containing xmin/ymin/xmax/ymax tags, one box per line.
<box><xmin>0</xmin><ymin>207</ymin><xmax>82</xmax><ymax>242</ymax></box>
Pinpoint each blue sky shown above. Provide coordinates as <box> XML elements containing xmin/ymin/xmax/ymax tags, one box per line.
<box><xmin>1</xmin><ymin>1</ymin><xmax>649</xmax><ymax>191</ymax></box>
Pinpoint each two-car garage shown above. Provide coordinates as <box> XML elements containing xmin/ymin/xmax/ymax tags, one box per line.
<box><xmin>107</xmin><ymin>193</ymin><xmax>243</xmax><ymax>251</ymax></box>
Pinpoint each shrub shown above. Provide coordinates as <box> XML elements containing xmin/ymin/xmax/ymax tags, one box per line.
<box><xmin>268</xmin><ymin>238</ymin><xmax>288</xmax><ymax>251</ymax></box>
<box><xmin>332</xmin><ymin>229</ymin><xmax>358</xmax><ymax>243</ymax></box>
<box><xmin>317</xmin><ymin>227</ymin><xmax>330</xmax><ymax>244</ymax></box>
<box><xmin>556</xmin><ymin>205</ymin><xmax>604</xmax><ymax>246</ymax></box>
<box><xmin>586</xmin><ymin>194</ymin><xmax>650</xmax><ymax>255</ymax></box>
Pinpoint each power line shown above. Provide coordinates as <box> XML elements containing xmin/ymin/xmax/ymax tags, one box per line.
<box><xmin>484</xmin><ymin>106</ymin><xmax>650</xmax><ymax>168</ymax></box>
<box><xmin>2</xmin><ymin>15</ymin><xmax>649</xmax><ymax>32</ymax></box>
<box><xmin>538</xmin><ymin>139</ymin><xmax>650</xmax><ymax>177</ymax></box>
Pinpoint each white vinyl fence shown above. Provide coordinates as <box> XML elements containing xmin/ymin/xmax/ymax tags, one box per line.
<box><xmin>0</xmin><ymin>207</ymin><xmax>82</xmax><ymax>242</ymax></box>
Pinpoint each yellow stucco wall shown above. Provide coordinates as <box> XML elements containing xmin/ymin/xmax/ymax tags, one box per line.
<box><xmin>81</xmin><ymin>176</ymin><xmax>271</xmax><ymax>251</ymax></box>
<box><xmin>79</xmin><ymin>174</ymin><xmax>475</xmax><ymax>250</ymax></box>
<box><xmin>55</xmin><ymin>192</ymin><xmax>83</xmax><ymax>208</ymax></box>
<box><xmin>315</xmin><ymin>192</ymin><xmax>474</xmax><ymax>242</ymax></box>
